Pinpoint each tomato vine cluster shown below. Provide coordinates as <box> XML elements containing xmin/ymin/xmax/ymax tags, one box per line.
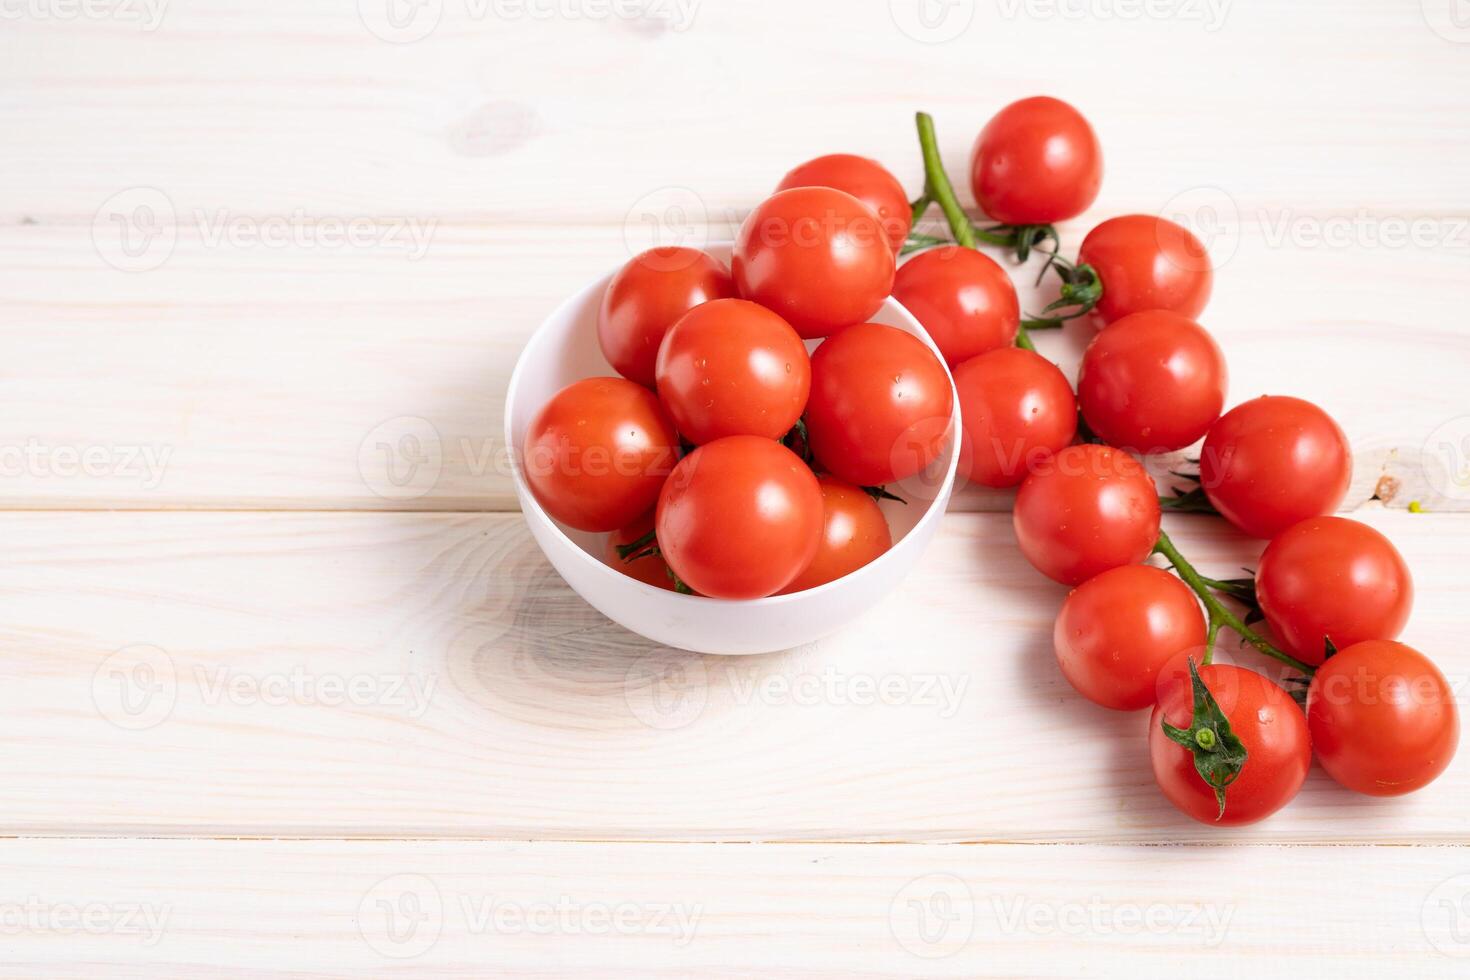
<box><xmin>523</xmin><ymin>95</ymin><xmax>1458</xmax><ymax>825</ymax></box>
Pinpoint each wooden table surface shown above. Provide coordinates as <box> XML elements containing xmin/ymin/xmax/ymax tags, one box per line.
<box><xmin>5</xmin><ymin>0</ymin><xmax>1470</xmax><ymax>975</ymax></box>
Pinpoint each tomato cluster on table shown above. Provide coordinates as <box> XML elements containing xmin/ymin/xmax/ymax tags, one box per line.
<box><xmin>524</xmin><ymin>94</ymin><xmax>1459</xmax><ymax>825</ymax></box>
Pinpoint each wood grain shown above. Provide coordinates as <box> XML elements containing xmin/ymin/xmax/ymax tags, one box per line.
<box><xmin>1</xmin><ymin>837</ymin><xmax>1467</xmax><ymax>976</ymax></box>
<box><xmin>2</xmin><ymin>508</ymin><xmax>1465</xmax><ymax>843</ymax></box>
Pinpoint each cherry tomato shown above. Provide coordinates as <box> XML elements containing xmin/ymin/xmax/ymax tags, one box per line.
<box><xmin>1307</xmin><ymin>641</ymin><xmax>1458</xmax><ymax>796</ymax></box>
<box><xmin>969</xmin><ymin>96</ymin><xmax>1102</xmax><ymax>226</ymax></box>
<box><xmin>1054</xmin><ymin>565</ymin><xmax>1206</xmax><ymax>711</ymax></box>
<box><xmin>804</xmin><ymin>322</ymin><xmax>954</xmax><ymax>487</ymax></box>
<box><xmin>777</xmin><ymin>153</ymin><xmax>912</xmax><ymax>254</ymax></box>
<box><xmin>779</xmin><ymin>477</ymin><xmax>893</xmax><ymax>594</ymax></box>
<box><xmin>597</xmin><ymin>247</ymin><xmax>735</xmax><ymax>387</ymax></box>
<box><xmin>1256</xmin><ymin>517</ymin><xmax>1413</xmax><ymax>666</ymax></box>
<box><xmin>891</xmin><ymin>246</ymin><xmax>1020</xmax><ymax>366</ymax></box>
<box><xmin>733</xmin><ymin>187</ymin><xmax>896</xmax><ymax>339</ymax></box>
<box><xmin>654</xmin><ymin>298</ymin><xmax>810</xmax><ymax>444</ymax></box>
<box><xmin>1013</xmin><ymin>444</ymin><xmax>1161</xmax><ymax>586</ymax></box>
<box><xmin>1199</xmin><ymin>396</ymin><xmax>1352</xmax><ymax>539</ymax></box>
<box><xmin>1078</xmin><ymin>215</ymin><xmax>1213</xmax><ymax>326</ymax></box>
<box><xmin>523</xmin><ymin>377</ymin><xmax>678</xmax><ymax>532</ymax></box>
<box><xmin>656</xmin><ymin>436</ymin><xmax>822</xmax><ymax>599</ymax></box>
<box><xmin>1150</xmin><ymin>661</ymin><xmax>1311</xmax><ymax>825</ymax></box>
<box><xmin>1077</xmin><ymin>310</ymin><xmax>1227</xmax><ymax>453</ymax></box>
<box><xmin>605</xmin><ymin>511</ymin><xmax>677</xmax><ymax>592</ymax></box>
<box><xmin>953</xmin><ymin>347</ymin><xmax>1076</xmax><ymax>489</ymax></box>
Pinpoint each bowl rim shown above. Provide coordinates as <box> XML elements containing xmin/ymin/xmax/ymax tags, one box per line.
<box><xmin>504</xmin><ymin>242</ymin><xmax>963</xmax><ymax>607</ymax></box>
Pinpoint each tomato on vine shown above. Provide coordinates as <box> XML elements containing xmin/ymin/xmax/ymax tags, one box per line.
<box><xmin>733</xmin><ymin>187</ymin><xmax>895</xmax><ymax>339</ymax></box>
<box><xmin>1307</xmin><ymin>641</ymin><xmax>1458</xmax><ymax>796</ymax></box>
<box><xmin>952</xmin><ymin>347</ymin><xmax>1075</xmax><ymax>489</ymax></box>
<box><xmin>1078</xmin><ymin>215</ymin><xmax>1212</xmax><ymax>326</ymax></box>
<box><xmin>1054</xmin><ymin>564</ymin><xmax>1206</xmax><ymax>711</ymax></box>
<box><xmin>656</xmin><ymin>435</ymin><xmax>823</xmax><ymax>599</ymax></box>
<box><xmin>523</xmin><ymin>377</ymin><xmax>679</xmax><ymax>532</ymax></box>
<box><xmin>777</xmin><ymin>154</ymin><xmax>912</xmax><ymax>254</ymax></box>
<box><xmin>969</xmin><ymin>96</ymin><xmax>1102</xmax><ymax>226</ymax></box>
<box><xmin>1013</xmin><ymin>444</ymin><xmax>1161</xmax><ymax>585</ymax></box>
<box><xmin>598</xmin><ymin>247</ymin><xmax>735</xmax><ymax>388</ymax></box>
<box><xmin>892</xmin><ymin>245</ymin><xmax>1020</xmax><ymax>366</ymax></box>
<box><xmin>1077</xmin><ymin>309</ymin><xmax>1227</xmax><ymax>453</ymax></box>
<box><xmin>605</xmin><ymin>511</ymin><xmax>678</xmax><ymax>592</ymax></box>
<box><xmin>655</xmin><ymin>298</ymin><xmax>810</xmax><ymax>444</ymax></box>
<box><xmin>1256</xmin><ymin>516</ymin><xmax>1413</xmax><ymax>666</ymax></box>
<box><xmin>1199</xmin><ymin>395</ymin><xmax>1352</xmax><ymax>539</ymax></box>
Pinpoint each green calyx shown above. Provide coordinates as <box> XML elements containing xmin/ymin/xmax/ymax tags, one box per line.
<box><xmin>1159</xmin><ymin>657</ymin><xmax>1249</xmax><ymax>820</ymax></box>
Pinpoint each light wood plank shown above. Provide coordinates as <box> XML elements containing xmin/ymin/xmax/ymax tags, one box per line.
<box><xmin>0</xmin><ymin>837</ymin><xmax>1466</xmax><ymax>976</ymax></box>
<box><xmin>2</xmin><ymin>0</ymin><xmax>1468</xmax><ymax>219</ymax></box>
<box><xmin>1</xmin><ymin>508</ymin><xmax>1465</xmax><ymax>842</ymax></box>
<box><xmin>2</xmin><ymin>221</ymin><xmax>1467</xmax><ymax>510</ymax></box>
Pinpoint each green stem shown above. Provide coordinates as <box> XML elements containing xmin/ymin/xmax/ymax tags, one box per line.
<box><xmin>915</xmin><ymin>111</ymin><xmax>1036</xmax><ymax>352</ymax></box>
<box><xmin>1153</xmin><ymin>530</ymin><xmax>1315</xmax><ymax>676</ymax></box>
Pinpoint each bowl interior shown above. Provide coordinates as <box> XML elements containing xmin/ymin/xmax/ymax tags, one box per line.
<box><xmin>506</xmin><ymin>243</ymin><xmax>959</xmax><ymax>592</ymax></box>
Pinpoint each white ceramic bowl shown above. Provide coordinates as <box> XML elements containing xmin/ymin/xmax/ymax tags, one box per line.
<box><xmin>505</xmin><ymin>244</ymin><xmax>960</xmax><ymax>655</ymax></box>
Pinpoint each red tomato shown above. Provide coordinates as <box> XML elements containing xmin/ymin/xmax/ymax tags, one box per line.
<box><xmin>604</xmin><ymin>511</ymin><xmax>676</xmax><ymax>592</ymax></box>
<box><xmin>953</xmin><ymin>347</ymin><xmax>1076</xmax><ymax>489</ymax></box>
<box><xmin>656</xmin><ymin>436</ymin><xmax>822</xmax><ymax>599</ymax></box>
<box><xmin>779</xmin><ymin>477</ymin><xmax>893</xmax><ymax>594</ymax></box>
<box><xmin>1077</xmin><ymin>310</ymin><xmax>1227</xmax><ymax>453</ymax></box>
<box><xmin>891</xmin><ymin>246</ymin><xmax>1020</xmax><ymax>366</ymax></box>
<box><xmin>733</xmin><ymin>187</ymin><xmax>896</xmax><ymax>339</ymax></box>
<box><xmin>1078</xmin><ymin>215</ymin><xmax>1213</xmax><ymax>325</ymax></box>
<box><xmin>655</xmin><ymin>298</ymin><xmax>811</xmax><ymax>444</ymax></box>
<box><xmin>804</xmin><ymin>322</ymin><xmax>954</xmax><ymax>487</ymax></box>
<box><xmin>1054</xmin><ymin>565</ymin><xmax>1206</xmax><ymax>711</ymax></box>
<box><xmin>1256</xmin><ymin>517</ymin><xmax>1413</xmax><ymax>666</ymax></box>
<box><xmin>969</xmin><ymin>96</ymin><xmax>1102</xmax><ymax>226</ymax></box>
<box><xmin>523</xmin><ymin>377</ymin><xmax>678</xmax><ymax>532</ymax></box>
<box><xmin>1013</xmin><ymin>444</ymin><xmax>1161</xmax><ymax>585</ymax></box>
<box><xmin>1199</xmin><ymin>396</ymin><xmax>1352</xmax><ymax>539</ymax></box>
<box><xmin>1307</xmin><ymin>641</ymin><xmax>1458</xmax><ymax>796</ymax></box>
<box><xmin>597</xmin><ymin>247</ymin><xmax>735</xmax><ymax>387</ymax></box>
<box><xmin>777</xmin><ymin>153</ymin><xmax>912</xmax><ymax>254</ymax></box>
<box><xmin>1150</xmin><ymin>662</ymin><xmax>1311</xmax><ymax>825</ymax></box>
